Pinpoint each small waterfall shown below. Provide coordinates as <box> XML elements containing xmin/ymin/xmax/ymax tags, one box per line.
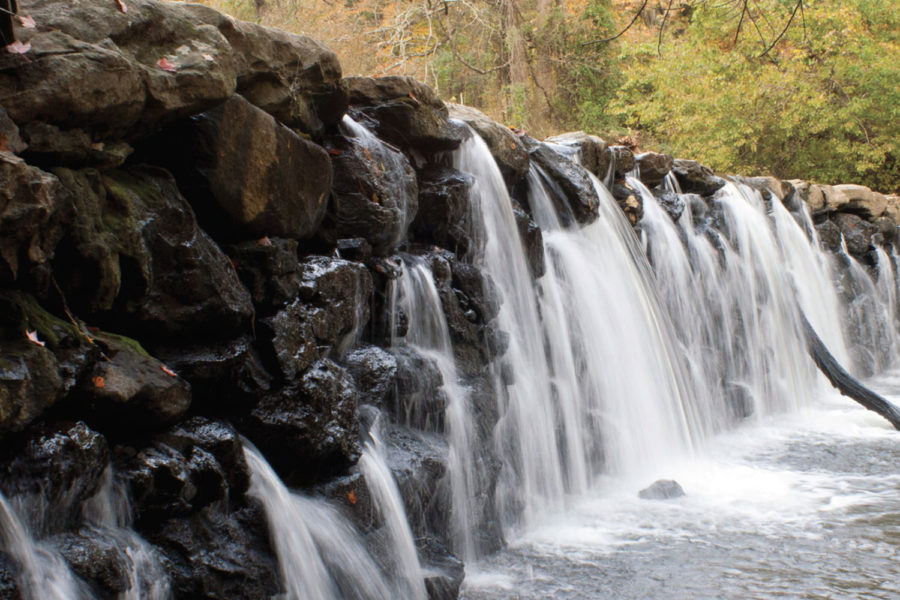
<box><xmin>0</xmin><ymin>492</ymin><xmax>88</xmax><ymax>600</ymax></box>
<box><xmin>393</xmin><ymin>258</ymin><xmax>482</xmax><ymax>561</ymax></box>
<box><xmin>358</xmin><ymin>421</ymin><xmax>427</xmax><ymax>600</ymax></box>
<box><xmin>244</xmin><ymin>445</ymin><xmax>395</xmax><ymax>600</ymax></box>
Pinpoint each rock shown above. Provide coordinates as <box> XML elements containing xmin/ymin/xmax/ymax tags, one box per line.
<box><xmin>448</xmin><ymin>103</ymin><xmax>529</xmax><ymax>189</ymax></box>
<box><xmin>525</xmin><ymin>138</ymin><xmax>599</xmax><ymax>225</ymax></box>
<box><xmin>228</xmin><ymin>238</ymin><xmax>301</xmax><ymax>312</ymax></box>
<box><xmin>390</xmin><ymin>346</ymin><xmax>447</xmax><ymax>432</ymax></box>
<box><xmin>52</xmin><ymin>166</ymin><xmax>253</xmax><ymax>340</ymax></box>
<box><xmin>0</xmin><ymin>152</ymin><xmax>67</xmax><ymax>282</ymax></box>
<box><xmin>740</xmin><ymin>176</ymin><xmax>793</xmax><ymax>201</ymax></box>
<box><xmin>336</xmin><ymin>238</ymin><xmax>373</xmax><ymax>262</ymax></box>
<box><xmin>873</xmin><ymin>217</ymin><xmax>898</xmax><ymax>247</ymax></box>
<box><xmin>635</xmin><ymin>152</ymin><xmax>673</xmax><ymax>188</ymax></box>
<box><xmin>76</xmin><ymin>332</ymin><xmax>191</xmax><ymax>432</ymax></box>
<box><xmin>20</xmin><ymin>122</ymin><xmax>132</xmax><ymax>170</ymax></box>
<box><xmin>0</xmin><ymin>0</ymin><xmax>236</xmax><ymax>141</ymax></box>
<box><xmin>788</xmin><ymin>180</ymin><xmax>826</xmax><ymax>213</ymax></box>
<box><xmin>52</xmin><ymin>530</ymin><xmax>133</xmax><ymax>597</ymax></box>
<box><xmin>833</xmin><ymin>184</ymin><xmax>887</xmax><ymax>220</ymax></box>
<box><xmin>150</xmin><ymin>505</ymin><xmax>279</xmax><ymax>600</ymax></box>
<box><xmin>242</xmin><ymin>359</ymin><xmax>360</xmax><ymax>484</ymax></box>
<box><xmin>545</xmin><ymin>131</ymin><xmax>610</xmax><ymax>179</ymax></box>
<box><xmin>257</xmin><ymin>299</ymin><xmax>320</xmax><ymax>383</ymax></box>
<box><xmin>610</xmin><ymin>146</ymin><xmax>636</xmax><ymax>177</ymax></box>
<box><xmin>418</xmin><ymin>537</ymin><xmax>464</xmax><ymax>600</ymax></box>
<box><xmin>672</xmin><ymin>159</ymin><xmax>726</xmax><ymax>196</ymax></box>
<box><xmin>816</xmin><ymin>220</ymin><xmax>843</xmax><ymax>253</ymax></box>
<box><xmin>820</xmin><ymin>185</ymin><xmax>850</xmax><ymax>213</ymax></box>
<box><xmin>410</xmin><ymin>167</ymin><xmax>474</xmax><ymax>254</ymax></box>
<box><xmin>0</xmin><ymin>109</ymin><xmax>25</xmax><ymax>154</ymax></box>
<box><xmin>451</xmin><ymin>258</ymin><xmax>501</xmax><ymax>325</ymax></box>
<box><xmin>183</xmin><ymin>2</ymin><xmax>348</xmax><ymax>135</ymax></box>
<box><xmin>611</xmin><ymin>180</ymin><xmax>643</xmax><ymax>225</ymax></box>
<box><xmin>343</xmin><ymin>345</ymin><xmax>398</xmax><ymax>408</ymax></box>
<box><xmin>885</xmin><ymin>195</ymin><xmax>900</xmax><ymax>226</ymax></box>
<box><xmin>0</xmin><ymin>421</ymin><xmax>109</xmax><ymax>531</ymax></box>
<box><xmin>638</xmin><ymin>479</ymin><xmax>685</xmax><ymax>500</ymax></box>
<box><xmin>513</xmin><ymin>207</ymin><xmax>545</xmax><ymax>279</ymax></box>
<box><xmin>321</xmin><ymin>120</ymin><xmax>418</xmax><ymax>255</ymax></box>
<box><xmin>153</xmin><ymin>94</ymin><xmax>332</xmax><ymax>242</ymax></box>
<box><xmin>833</xmin><ymin>213</ymin><xmax>878</xmax><ymax>257</ymax></box>
<box><xmin>654</xmin><ymin>190</ymin><xmax>686</xmax><ymax>222</ymax></box>
<box><xmin>0</xmin><ymin>553</ymin><xmax>20</xmax><ymax>600</ymax></box>
<box><xmin>347</xmin><ymin>77</ymin><xmax>466</xmax><ymax>164</ymax></box>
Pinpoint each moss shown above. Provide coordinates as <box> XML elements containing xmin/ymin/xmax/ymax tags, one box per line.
<box><xmin>1</xmin><ymin>291</ymin><xmax>89</xmax><ymax>349</ymax></box>
<box><xmin>94</xmin><ymin>331</ymin><xmax>152</xmax><ymax>358</ymax></box>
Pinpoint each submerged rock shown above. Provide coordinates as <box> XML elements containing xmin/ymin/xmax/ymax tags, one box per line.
<box><xmin>638</xmin><ymin>479</ymin><xmax>685</xmax><ymax>500</ymax></box>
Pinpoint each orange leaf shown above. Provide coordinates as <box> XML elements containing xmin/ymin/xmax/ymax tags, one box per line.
<box><xmin>371</xmin><ymin>193</ymin><xmax>380</xmax><ymax>204</ymax></box>
<box><xmin>347</xmin><ymin>490</ymin><xmax>358</xmax><ymax>505</ymax></box>
<box><xmin>18</xmin><ymin>15</ymin><xmax>36</xmax><ymax>28</ymax></box>
<box><xmin>6</xmin><ymin>41</ymin><xmax>31</xmax><ymax>56</ymax></box>
<box><xmin>116</xmin><ymin>0</ymin><xmax>127</xmax><ymax>13</ymax></box>
<box><xmin>256</xmin><ymin>236</ymin><xmax>273</xmax><ymax>247</ymax></box>
<box><xmin>92</xmin><ymin>376</ymin><xmax>105</xmax><ymax>389</ymax></box>
<box><xmin>160</xmin><ymin>365</ymin><xmax>177</xmax><ymax>377</ymax></box>
<box><xmin>328</xmin><ymin>148</ymin><xmax>343</xmax><ymax>156</ymax></box>
<box><xmin>157</xmin><ymin>57</ymin><xmax>177</xmax><ymax>73</ymax></box>
<box><xmin>25</xmin><ymin>330</ymin><xmax>45</xmax><ymax>347</ymax></box>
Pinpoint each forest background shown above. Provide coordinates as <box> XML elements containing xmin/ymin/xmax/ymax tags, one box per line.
<box><xmin>199</xmin><ymin>0</ymin><xmax>900</xmax><ymax>193</ymax></box>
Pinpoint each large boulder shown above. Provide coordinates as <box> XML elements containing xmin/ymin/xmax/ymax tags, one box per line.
<box><xmin>448</xmin><ymin>104</ymin><xmax>529</xmax><ymax>189</ymax></box>
<box><xmin>833</xmin><ymin>213</ymin><xmax>878</xmax><ymax>257</ymax></box>
<box><xmin>635</xmin><ymin>152</ymin><xmax>673</xmax><ymax>188</ymax></box>
<box><xmin>832</xmin><ymin>184</ymin><xmax>887</xmax><ymax>220</ymax></box>
<box><xmin>322</xmin><ymin>120</ymin><xmax>418</xmax><ymax>255</ymax></box>
<box><xmin>820</xmin><ymin>185</ymin><xmax>850</xmax><ymax>213</ymax></box>
<box><xmin>545</xmin><ymin>131</ymin><xmax>610</xmax><ymax>180</ymax></box>
<box><xmin>410</xmin><ymin>166</ymin><xmax>474</xmax><ymax>254</ymax></box>
<box><xmin>524</xmin><ymin>138</ymin><xmax>599</xmax><ymax>225</ymax></box>
<box><xmin>51</xmin><ymin>166</ymin><xmax>253</xmax><ymax>340</ymax></box>
<box><xmin>672</xmin><ymin>159</ymin><xmax>726</xmax><ymax>196</ymax></box>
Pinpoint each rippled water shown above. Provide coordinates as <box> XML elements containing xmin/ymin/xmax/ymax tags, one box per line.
<box><xmin>462</xmin><ymin>379</ymin><xmax>900</xmax><ymax>599</ymax></box>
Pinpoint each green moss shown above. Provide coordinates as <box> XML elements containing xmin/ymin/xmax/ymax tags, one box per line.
<box><xmin>94</xmin><ymin>331</ymin><xmax>151</xmax><ymax>358</ymax></box>
<box><xmin>1</xmin><ymin>291</ymin><xmax>88</xmax><ymax>348</ymax></box>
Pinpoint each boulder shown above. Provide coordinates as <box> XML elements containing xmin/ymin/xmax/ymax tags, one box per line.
<box><xmin>873</xmin><ymin>217</ymin><xmax>898</xmax><ymax>247</ymax></box>
<box><xmin>52</xmin><ymin>530</ymin><xmax>136</xmax><ymax>597</ymax></box>
<box><xmin>740</xmin><ymin>176</ymin><xmax>793</xmax><ymax>201</ymax></box>
<box><xmin>638</xmin><ymin>479</ymin><xmax>685</xmax><ymax>500</ymax></box>
<box><xmin>228</xmin><ymin>238</ymin><xmax>301</xmax><ymax>312</ymax></box>
<box><xmin>20</xmin><ymin>123</ymin><xmax>133</xmax><ymax>170</ymax></box>
<box><xmin>257</xmin><ymin>300</ymin><xmax>320</xmax><ymax>382</ymax></box>
<box><xmin>525</xmin><ymin>138</ymin><xmax>599</xmax><ymax>225</ymax></box>
<box><xmin>544</xmin><ymin>131</ymin><xmax>610</xmax><ymax>179</ymax></box>
<box><xmin>52</xmin><ymin>166</ymin><xmax>253</xmax><ymax>340</ymax></box>
<box><xmin>410</xmin><ymin>167</ymin><xmax>473</xmax><ymax>254</ymax></box>
<box><xmin>833</xmin><ymin>213</ymin><xmax>877</xmax><ymax>257</ymax></box>
<box><xmin>610</xmin><ymin>146</ymin><xmax>635</xmax><ymax>177</ymax></box>
<box><xmin>815</xmin><ymin>220</ymin><xmax>843</xmax><ymax>253</ymax></box>
<box><xmin>635</xmin><ymin>152</ymin><xmax>673</xmax><ymax>188</ymax></box>
<box><xmin>242</xmin><ymin>359</ymin><xmax>360</xmax><ymax>484</ymax></box>
<box><xmin>513</xmin><ymin>207</ymin><xmax>546</xmax><ymax>279</ymax></box>
<box><xmin>833</xmin><ymin>184</ymin><xmax>887</xmax><ymax>220</ymax></box>
<box><xmin>390</xmin><ymin>346</ymin><xmax>448</xmax><ymax>432</ymax></box>
<box><xmin>611</xmin><ymin>180</ymin><xmax>643</xmax><ymax>226</ymax></box>
<box><xmin>448</xmin><ymin>103</ymin><xmax>529</xmax><ymax>189</ymax></box>
<box><xmin>322</xmin><ymin>120</ymin><xmax>418</xmax><ymax>255</ymax></box>
<box><xmin>672</xmin><ymin>159</ymin><xmax>726</xmax><ymax>196</ymax></box>
<box><xmin>347</xmin><ymin>77</ymin><xmax>465</xmax><ymax>165</ymax></box>
<box><xmin>788</xmin><ymin>180</ymin><xmax>826</xmax><ymax>212</ymax></box>
<box><xmin>653</xmin><ymin>190</ymin><xmax>686</xmax><ymax>222</ymax></box>
<box><xmin>820</xmin><ymin>185</ymin><xmax>850</xmax><ymax>213</ymax></box>
<box><xmin>418</xmin><ymin>537</ymin><xmax>464</xmax><ymax>600</ymax></box>
<box><xmin>885</xmin><ymin>195</ymin><xmax>900</xmax><ymax>226</ymax></box>
<box><xmin>343</xmin><ymin>345</ymin><xmax>398</xmax><ymax>408</ymax></box>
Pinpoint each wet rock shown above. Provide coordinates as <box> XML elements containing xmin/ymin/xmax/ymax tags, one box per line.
<box><xmin>451</xmin><ymin>259</ymin><xmax>501</xmax><ymax>325</ymax></box>
<box><xmin>635</xmin><ymin>152</ymin><xmax>673</xmax><ymax>188</ymax></box>
<box><xmin>322</xmin><ymin>121</ymin><xmax>418</xmax><ymax>255</ymax></box>
<box><xmin>347</xmin><ymin>77</ymin><xmax>466</xmax><ymax>164</ymax></box>
<box><xmin>448</xmin><ymin>103</ymin><xmax>529</xmax><ymax>189</ymax></box>
<box><xmin>545</xmin><ymin>131</ymin><xmax>610</xmax><ymax>179</ymax></box>
<box><xmin>76</xmin><ymin>333</ymin><xmax>191</xmax><ymax>432</ymax></box>
<box><xmin>52</xmin><ymin>530</ymin><xmax>132</xmax><ymax>597</ymax></box>
<box><xmin>0</xmin><ymin>553</ymin><xmax>20</xmax><ymax>600</ymax></box>
<box><xmin>525</xmin><ymin>138</ymin><xmax>599</xmax><ymax>225</ymax></box>
<box><xmin>874</xmin><ymin>217</ymin><xmax>898</xmax><ymax>247</ymax></box>
<box><xmin>0</xmin><ymin>422</ymin><xmax>109</xmax><ymax>531</ymax></box>
<box><xmin>833</xmin><ymin>184</ymin><xmax>887</xmax><ymax>220</ymax></box>
<box><xmin>52</xmin><ymin>166</ymin><xmax>253</xmax><ymax>340</ymax></box>
<box><xmin>151</xmin><ymin>505</ymin><xmax>279</xmax><ymax>600</ymax></box>
<box><xmin>740</xmin><ymin>176</ymin><xmax>793</xmax><ymax>201</ymax></box>
<box><xmin>390</xmin><ymin>346</ymin><xmax>447</xmax><ymax>432</ymax></box>
<box><xmin>815</xmin><ymin>220</ymin><xmax>843</xmax><ymax>253</ymax></box>
<box><xmin>343</xmin><ymin>345</ymin><xmax>398</xmax><ymax>408</ymax></box>
<box><xmin>638</xmin><ymin>479</ymin><xmax>685</xmax><ymax>500</ymax></box>
<box><xmin>0</xmin><ymin>152</ymin><xmax>67</xmax><ymax>283</ymax></box>
<box><xmin>258</xmin><ymin>299</ymin><xmax>319</xmax><ymax>382</ymax></box>
<box><xmin>0</xmin><ymin>109</ymin><xmax>25</xmax><ymax>155</ymax></box>
<box><xmin>513</xmin><ymin>207</ymin><xmax>545</xmax><ymax>279</ymax></box>
<box><xmin>789</xmin><ymin>180</ymin><xmax>826</xmax><ymax>213</ymax></box>
<box><xmin>611</xmin><ymin>180</ymin><xmax>643</xmax><ymax>225</ymax></box>
<box><xmin>833</xmin><ymin>213</ymin><xmax>878</xmax><ymax>257</ymax></box>
<box><xmin>242</xmin><ymin>359</ymin><xmax>360</xmax><ymax>484</ymax></box>
<box><xmin>610</xmin><ymin>146</ymin><xmax>636</xmax><ymax>177</ymax></box>
<box><xmin>228</xmin><ymin>238</ymin><xmax>301</xmax><ymax>312</ymax></box>
<box><xmin>418</xmin><ymin>537</ymin><xmax>464</xmax><ymax>600</ymax></box>
<box><xmin>20</xmin><ymin>122</ymin><xmax>132</xmax><ymax>170</ymax></box>
<box><xmin>654</xmin><ymin>190</ymin><xmax>686</xmax><ymax>222</ymax></box>
<box><xmin>672</xmin><ymin>159</ymin><xmax>726</xmax><ymax>196</ymax></box>
<box><xmin>0</xmin><ymin>0</ymin><xmax>236</xmax><ymax>141</ymax></box>
<box><xmin>410</xmin><ymin>166</ymin><xmax>474</xmax><ymax>254</ymax></box>
<box><xmin>336</xmin><ymin>238</ymin><xmax>373</xmax><ymax>262</ymax></box>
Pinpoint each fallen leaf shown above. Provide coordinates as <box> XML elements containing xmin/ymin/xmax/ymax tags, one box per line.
<box><xmin>116</xmin><ymin>0</ymin><xmax>127</xmax><ymax>13</ymax></box>
<box><xmin>347</xmin><ymin>490</ymin><xmax>358</xmax><ymax>505</ymax></box>
<box><xmin>25</xmin><ymin>330</ymin><xmax>45</xmax><ymax>347</ymax></box>
<box><xmin>160</xmin><ymin>365</ymin><xmax>177</xmax><ymax>377</ymax></box>
<box><xmin>6</xmin><ymin>41</ymin><xmax>31</xmax><ymax>56</ymax></box>
<box><xmin>157</xmin><ymin>57</ymin><xmax>177</xmax><ymax>73</ymax></box>
<box><xmin>256</xmin><ymin>236</ymin><xmax>273</xmax><ymax>247</ymax></box>
<box><xmin>371</xmin><ymin>193</ymin><xmax>380</xmax><ymax>204</ymax></box>
<box><xmin>328</xmin><ymin>148</ymin><xmax>343</xmax><ymax>156</ymax></box>
<box><xmin>18</xmin><ymin>15</ymin><xmax>36</xmax><ymax>28</ymax></box>
<box><xmin>91</xmin><ymin>142</ymin><xmax>105</xmax><ymax>151</ymax></box>
<box><xmin>92</xmin><ymin>376</ymin><xmax>105</xmax><ymax>389</ymax></box>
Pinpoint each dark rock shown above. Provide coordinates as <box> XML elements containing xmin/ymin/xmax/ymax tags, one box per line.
<box><xmin>448</xmin><ymin>104</ymin><xmax>529</xmax><ymax>189</ymax></box>
<box><xmin>874</xmin><ymin>217</ymin><xmax>898</xmax><ymax>247</ymax></box>
<box><xmin>816</xmin><ymin>220</ymin><xmax>842</xmax><ymax>253</ymax></box>
<box><xmin>336</xmin><ymin>238</ymin><xmax>373</xmax><ymax>262</ymax></box>
<box><xmin>0</xmin><ymin>152</ymin><xmax>67</xmax><ymax>283</ymax></box>
<box><xmin>417</xmin><ymin>537</ymin><xmax>464</xmax><ymax>600</ymax></box>
<box><xmin>346</xmin><ymin>77</ymin><xmax>466</xmax><ymax>164</ymax></box>
<box><xmin>545</xmin><ymin>131</ymin><xmax>610</xmax><ymax>179</ymax></box>
<box><xmin>513</xmin><ymin>207</ymin><xmax>545</xmax><ymax>279</ymax></box>
<box><xmin>343</xmin><ymin>345</ymin><xmax>398</xmax><ymax>408</ymax></box>
<box><xmin>52</xmin><ymin>530</ymin><xmax>132</xmax><ymax>597</ymax></box>
<box><xmin>20</xmin><ymin>122</ymin><xmax>132</xmax><ymax>170</ymax></box>
<box><xmin>242</xmin><ymin>359</ymin><xmax>360</xmax><ymax>484</ymax></box>
<box><xmin>410</xmin><ymin>166</ymin><xmax>474</xmax><ymax>254</ymax></box>
<box><xmin>611</xmin><ymin>181</ymin><xmax>643</xmax><ymax>225</ymax></box>
<box><xmin>390</xmin><ymin>346</ymin><xmax>447</xmax><ymax>432</ymax></box>
<box><xmin>322</xmin><ymin>120</ymin><xmax>418</xmax><ymax>255</ymax></box>
<box><xmin>151</xmin><ymin>505</ymin><xmax>279</xmax><ymax>600</ymax></box>
<box><xmin>228</xmin><ymin>238</ymin><xmax>301</xmax><ymax>312</ymax></box>
<box><xmin>833</xmin><ymin>213</ymin><xmax>877</xmax><ymax>257</ymax></box>
<box><xmin>653</xmin><ymin>190</ymin><xmax>686</xmax><ymax>222</ymax></box>
<box><xmin>0</xmin><ymin>553</ymin><xmax>20</xmax><ymax>600</ymax></box>
<box><xmin>638</xmin><ymin>479</ymin><xmax>685</xmax><ymax>500</ymax></box>
<box><xmin>636</xmin><ymin>152</ymin><xmax>673</xmax><ymax>188</ymax></box>
<box><xmin>258</xmin><ymin>300</ymin><xmax>320</xmax><ymax>382</ymax></box>
<box><xmin>610</xmin><ymin>146</ymin><xmax>635</xmax><ymax>177</ymax></box>
<box><xmin>740</xmin><ymin>176</ymin><xmax>793</xmax><ymax>202</ymax></box>
<box><xmin>525</xmin><ymin>138</ymin><xmax>599</xmax><ymax>225</ymax></box>
<box><xmin>52</xmin><ymin>166</ymin><xmax>253</xmax><ymax>340</ymax></box>
<box><xmin>0</xmin><ymin>421</ymin><xmax>109</xmax><ymax>532</ymax></box>
<box><xmin>672</xmin><ymin>159</ymin><xmax>726</xmax><ymax>196</ymax></box>
<box><xmin>0</xmin><ymin>109</ymin><xmax>25</xmax><ymax>154</ymax></box>
<box><xmin>75</xmin><ymin>333</ymin><xmax>191</xmax><ymax>432</ymax></box>
<box><xmin>451</xmin><ymin>259</ymin><xmax>500</xmax><ymax>325</ymax></box>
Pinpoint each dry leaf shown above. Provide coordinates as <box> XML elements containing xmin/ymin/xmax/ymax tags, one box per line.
<box><xmin>256</xmin><ymin>236</ymin><xmax>273</xmax><ymax>247</ymax></box>
<box><xmin>328</xmin><ymin>148</ymin><xmax>343</xmax><ymax>156</ymax></box>
<box><xmin>25</xmin><ymin>330</ymin><xmax>45</xmax><ymax>347</ymax></box>
<box><xmin>157</xmin><ymin>57</ymin><xmax>177</xmax><ymax>73</ymax></box>
<box><xmin>18</xmin><ymin>15</ymin><xmax>36</xmax><ymax>28</ymax></box>
<box><xmin>116</xmin><ymin>0</ymin><xmax>127</xmax><ymax>13</ymax></box>
<box><xmin>160</xmin><ymin>365</ymin><xmax>177</xmax><ymax>377</ymax></box>
<box><xmin>6</xmin><ymin>41</ymin><xmax>32</xmax><ymax>56</ymax></box>
<box><xmin>92</xmin><ymin>376</ymin><xmax>105</xmax><ymax>389</ymax></box>
<box><xmin>347</xmin><ymin>490</ymin><xmax>358</xmax><ymax>505</ymax></box>
<box><xmin>91</xmin><ymin>142</ymin><xmax>105</xmax><ymax>151</ymax></box>
<box><xmin>371</xmin><ymin>193</ymin><xmax>380</xmax><ymax>204</ymax></box>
